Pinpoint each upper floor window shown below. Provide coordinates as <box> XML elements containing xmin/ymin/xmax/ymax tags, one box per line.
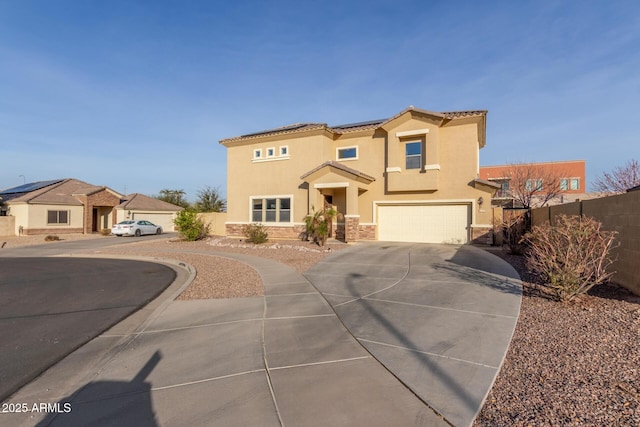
<box><xmin>252</xmin><ymin>146</ymin><xmax>289</xmax><ymax>162</ymax></box>
<box><xmin>561</xmin><ymin>178</ymin><xmax>580</xmax><ymax>191</ymax></box>
<box><xmin>526</xmin><ymin>179</ymin><xmax>543</xmax><ymax>191</ymax></box>
<box><xmin>405</xmin><ymin>141</ymin><xmax>422</xmax><ymax>170</ymax></box>
<box><xmin>337</xmin><ymin>146</ymin><xmax>358</xmax><ymax>161</ymax></box>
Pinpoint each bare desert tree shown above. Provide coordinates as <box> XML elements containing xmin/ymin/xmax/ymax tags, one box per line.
<box><xmin>592</xmin><ymin>159</ymin><xmax>640</xmax><ymax>194</ymax></box>
<box><xmin>504</xmin><ymin>162</ymin><xmax>566</xmax><ymax>208</ymax></box>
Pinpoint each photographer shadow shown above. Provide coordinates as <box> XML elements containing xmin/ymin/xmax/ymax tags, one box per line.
<box><xmin>36</xmin><ymin>351</ymin><xmax>161</xmax><ymax>427</ymax></box>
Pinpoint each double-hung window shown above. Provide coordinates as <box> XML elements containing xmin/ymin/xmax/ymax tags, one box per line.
<box><xmin>405</xmin><ymin>141</ymin><xmax>422</xmax><ymax>170</ymax></box>
<box><xmin>251</xmin><ymin>197</ymin><xmax>291</xmax><ymax>223</ymax></box>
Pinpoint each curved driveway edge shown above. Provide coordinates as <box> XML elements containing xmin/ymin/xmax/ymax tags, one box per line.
<box><xmin>304</xmin><ymin>243</ymin><xmax>522</xmax><ymax>427</ymax></box>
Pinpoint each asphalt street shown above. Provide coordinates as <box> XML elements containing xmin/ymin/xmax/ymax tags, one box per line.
<box><xmin>0</xmin><ymin>256</ymin><xmax>176</xmax><ymax>402</ymax></box>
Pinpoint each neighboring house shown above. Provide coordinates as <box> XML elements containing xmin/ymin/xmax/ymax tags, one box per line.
<box><xmin>0</xmin><ymin>179</ymin><xmax>183</xmax><ymax>236</ymax></box>
<box><xmin>115</xmin><ymin>193</ymin><xmax>183</xmax><ymax>232</ymax></box>
<box><xmin>0</xmin><ymin>179</ymin><xmax>122</xmax><ymax>236</ymax></box>
<box><xmin>479</xmin><ymin>160</ymin><xmax>587</xmax><ymax>207</ymax></box>
<box><xmin>220</xmin><ymin>106</ymin><xmax>499</xmax><ymax>244</ymax></box>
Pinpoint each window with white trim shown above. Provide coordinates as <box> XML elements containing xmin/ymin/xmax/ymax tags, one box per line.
<box><xmin>405</xmin><ymin>141</ymin><xmax>422</xmax><ymax>170</ymax></box>
<box><xmin>266</xmin><ymin>147</ymin><xmax>275</xmax><ymax>157</ymax></box>
<box><xmin>280</xmin><ymin>146</ymin><xmax>288</xmax><ymax>156</ymax></box>
<box><xmin>337</xmin><ymin>146</ymin><xmax>358</xmax><ymax>160</ymax></box>
<box><xmin>253</xmin><ymin>149</ymin><xmax>262</xmax><ymax>159</ymax></box>
<box><xmin>251</xmin><ymin>197</ymin><xmax>291</xmax><ymax>223</ymax></box>
<box><xmin>561</xmin><ymin>178</ymin><xmax>580</xmax><ymax>191</ymax></box>
<box><xmin>47</xmin><ymin>210</ymin><xmax>69</xmax><ymax>224</ymax></box>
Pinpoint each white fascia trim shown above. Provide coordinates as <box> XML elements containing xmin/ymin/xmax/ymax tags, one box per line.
<box><xmin>252</xmin><ymin>156</ymin><xmax>290</xmax><ymax>163</ymax></box>
<box><xmin>423</xmin><ymin>164</ymin><xmax>441</xmax><ymax>171</ymax></box>
<box><xmin>372</xmin><ymin>199</ymin><xmax>476</xmax><ymax>224</ymax></box>
<box><xmin>396</xmin><ymin>128</ymin><xmax>430</xmax><ymax>138</ymax></box>
<box><xmin>314</xmin><ymin>182</ymin><xmax>349</xmax><ymax>189</ymax></box>
<box><xmin>386</xmin><ymin>167</ymin><xmax>401</xmax><ymax>173</ymax></box>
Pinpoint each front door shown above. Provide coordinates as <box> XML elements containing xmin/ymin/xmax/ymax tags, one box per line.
<box><xmin>92</xmin><ymin>208</ymin><xmax>98</xmax><ymax>232</ymax></box>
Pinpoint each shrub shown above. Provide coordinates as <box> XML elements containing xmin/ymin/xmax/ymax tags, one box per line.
<box><xmin>44</xmin><ymin>235</ymin><xmax>60</xmax><ymax>241</ymax></box>
<box><xmin>303</xmin><ymin>206</ymin><xmax>337</xmax><ymax>246</ymax></box>
<box><xmin>100</xmin><ymin>229</ymin><xmax>111</xmax><ymax>236</ymax></box>
<box><xmin>242</xmin><ymin>223</ymin><xmax>269</xmax><ymax>244</ymax></box>
<box><xmin>502</xmin><ymin>211</ymin><xmax>530</xmax><ymax>254</ymax></box>
<box><xmin>523</xmin><ymin>214</ymin><xmax>618</xmax><ymax>301</ymax></box>
<box><xmin>174</xmin><ymin>210</ymin><xmax>210</xmax><ymax>241</ymax></box>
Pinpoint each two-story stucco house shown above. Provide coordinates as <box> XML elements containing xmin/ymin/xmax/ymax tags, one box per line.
<box><xmin>220</xmin><ymin>106</ymin><xmax>499</xmax><ymax>244</ymax></box>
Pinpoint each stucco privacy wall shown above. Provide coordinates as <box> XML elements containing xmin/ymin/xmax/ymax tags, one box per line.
<box><xmin>532</xmin><ymin>191</ymin><xmax>640</xmax><ymax>296</ymax></box>
<box><xmin>198</xmin><ymin>212</ymin><xmax>227</xmax><ymax>236</ymax></box>
<box><xmin>0</xmin><ymin>217</ymin><xmax>15</xmax><ymax>236</ymax></box>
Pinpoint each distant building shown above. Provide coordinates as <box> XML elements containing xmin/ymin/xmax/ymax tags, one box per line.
<box><xmin>479</xmin><ymin>160</ymin><xmax>588</xmax><ymax>207</ymax></box>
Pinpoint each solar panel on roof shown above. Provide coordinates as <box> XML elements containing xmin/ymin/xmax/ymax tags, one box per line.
<box><xmin>0</xmin><ymin>179</ymin><xmax>64</xmax><ymax>195</ymax></box>
<box><xmin>240</xmin><ymin>123</ymin><xmax>311</xmax><ymax>138</ymax></box>
<box><xmin>331</xmin><ymin>119</ymin><xmax>386</xmax><ymax>130</ymax></box>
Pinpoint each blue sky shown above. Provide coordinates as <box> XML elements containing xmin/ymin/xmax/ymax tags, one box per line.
<box><xmin>1</xmin><ymin>1</ymin><xmax>639</xmax><ymax>201</ymax></box>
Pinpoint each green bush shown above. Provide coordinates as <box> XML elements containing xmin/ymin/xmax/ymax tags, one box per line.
<box><xmin>303</xmin><ymin>206</ymin><xmax>337</xmax><ymax>246</ymax></box>
<box><xmin>242</xmin><ymin>223</ymin><xmax>269</xmax><ymax>244</ymax></box>
<box><xmin>174</xmin><ymin>210</ymin><xmax>209</xmax><ymax>241</ymax></box>
<box><xmin>523</xmin><ymin>214</ymin><xmax>618</xmax><ymax>301</ymax></box>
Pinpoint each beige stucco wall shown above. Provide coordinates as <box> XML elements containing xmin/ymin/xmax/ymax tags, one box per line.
<box><xmin>0</xmin><ymin>216</ymin><xmax>15</xmax><ymax>236</ymax></box>
<box><xmin>8</xmin><ymin>203</ymin><xmax>85</xmax><ymax>235</ymax></box>
<box><xmin>198</xmin><ymin>212</ymin><xmax>227</xmax><ymax>236</ymax></box>
<box><xmin>223</xmin><ymin>111</ymin><xmax>494</xmax><ymax>240</ymax></box>
<box><xmin>531</xmin><ymin>191</ymin><xmax>640</xmax><ymax>296</ymax></box>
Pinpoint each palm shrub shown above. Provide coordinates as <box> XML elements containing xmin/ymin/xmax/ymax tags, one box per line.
<box><xmin>303</xmin><ymin>206</ymin><xmax>337</xmax><ymax>246</ymax></box>
<box><xmin>174</xmin><ymin>209</ymin><xmax>210</xmax><ymax>241</ymax></box>
<box><xmin>242</xmin><ymin>223</ymin><xmax>269</xmax><ymax>244</ymax></box>
<box><xmin>523</xmin><ymin>214</ymin><xmax>618</xmax><ymax>301</ymax></box>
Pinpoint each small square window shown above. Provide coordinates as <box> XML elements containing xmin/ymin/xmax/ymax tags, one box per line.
<box><xmin>337</xmin><ymin>147</ymin><xmax>357</xmax><ymax>160</ymax></box>
<box><xmin>267</xmin><ymin>148</ymin><xmax>275</xmax><ymax>157</ymax></box>
<box><xmin>280</xmin><ymin>146</ymin><xmax>288</xmax><ymax>156</ymax></box>
<box><xmin>253</xmin><ymin>149</ymin><xmax>262</xmax><ymax>159</ymax></box>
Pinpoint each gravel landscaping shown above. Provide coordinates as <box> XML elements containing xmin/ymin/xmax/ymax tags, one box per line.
<box><xmin>474</xmin><ymin>250</ymin><xmax>640</xmax><ymax>427</ymax></box>
<box><xmin>99</xmin><ymin>236</ymin><xmax>346</xmax><ymax>299</ymax></box>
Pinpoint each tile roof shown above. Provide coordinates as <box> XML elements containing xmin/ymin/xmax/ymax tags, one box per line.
<box><xmin>117</xmin><ymin>193</ymin><xmax>184</xmax><ymax>211</ymax></box>
<box><xmin>219</xmin><ymin>106</ymin><xmax>487</xmax><ymax>144</ymax></box>
<box><xmin>300</xmin><ymin>160</ymin><xmax>376</xmax><ymax>182</ymax></box>
<box><xmin>1</xmin><ymin>179</ymin><xmax>122</xmax><ymax>205</ymax></box>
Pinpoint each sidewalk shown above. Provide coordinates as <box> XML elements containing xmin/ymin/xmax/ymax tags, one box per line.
<box><xmin>3</xmin><ymin>243</ymin><xmax>521</xmax><ymax>427</ymax></box>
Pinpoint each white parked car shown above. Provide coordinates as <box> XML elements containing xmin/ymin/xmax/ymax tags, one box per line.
<box><xmin>111</xmin><ymin>220</ymin><xmax>162</xmax><ymax>237</ymax></box>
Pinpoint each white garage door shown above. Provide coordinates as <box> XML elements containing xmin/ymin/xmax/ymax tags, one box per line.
<box><xmin>377</xmin><ymin>204</ymin><xmax>470</xmax><ymax>244</ymax></box>
<box><xmin>131</xmin><ymin>212</ymin><xmax>176</xmax><ymax>232</ymax></box>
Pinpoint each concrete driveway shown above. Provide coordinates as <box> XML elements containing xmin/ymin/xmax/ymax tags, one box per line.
<box><xmin>2</xmin><ymin>240</ymin><xmax>520</xmax><ymax>427</ymax></box>
<box><xmin>304</xmin><ymin>243</ymin><xmax>522</xmax><ymax>427</ymax></box>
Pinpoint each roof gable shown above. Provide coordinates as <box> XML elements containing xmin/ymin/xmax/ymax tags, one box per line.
<box><xmin>1</xmin><ymin>179</ymin><xmax>123</xmax><ymax>205</ymax></box>
<box><xmin>117</xmin><ymin>193</ymin><xmax>184</xmax><ymax>211</ymax></box>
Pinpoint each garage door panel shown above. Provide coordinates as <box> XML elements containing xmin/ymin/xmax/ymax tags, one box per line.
<box><xmin>131</xmin><ymin>213</ymin><xmax>176</xmax><ymax>232</ymax></box>
<box><xmin>378</xmin><ymin>204</ymin><xmax>469</xmax><ymax>244</ymax></box>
